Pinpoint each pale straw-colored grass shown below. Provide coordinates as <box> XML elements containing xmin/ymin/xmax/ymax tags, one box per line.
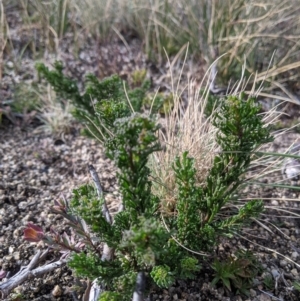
<box><xmin>0</xmin><ymin>0</ymin><xmax>8</xmax><ymax>81</ymax></box>
<box><xmin>35</xmin><ymin>84</ymin><xmax>74</xmax><ymax>135</ymax></box>
<box><xmin>146</xmin><ymin>49</ymin><xmax>300</xmax><ymax>273</ymax></box>
<box><xmin>148</xmin><ymin>47</ymin><xmax>219</xmax><ymax>214</ymax></box>
<box><xmin>69</xmin><ymin>0</ymin><xmax>300</xmax><ymax>101</ymax></box>
<box><xmin>3</xmin><ymin>0</ymin><xmax>300</xmax><ymax>98</ymax></box>
<box><xmin>149</xmin><ymin>47</ymin><xmax>290</xmax><ymax>215</ymax></box>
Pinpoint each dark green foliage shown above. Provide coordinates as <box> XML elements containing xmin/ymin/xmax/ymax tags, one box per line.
<box><xmin>36</xmin><ymin>61</ymin><xmax>154</xmax><ymax>141</ymax></box>
<box><xmin>214</xmin><ymin>94</ymin><xmax>273</xmax><ymax>152</ymax></box>
<box><xmin>66</xmin><ymin>111</ymin><xmax>200</xmax><ymax>299</ymax></box>
<box><xmin>68</xmin><ymin>253</ymin><xmax>137</xmax><ymax>299</ymax></box>
<box><xmin>203</xmin><ymin>91</ymin><xmax>223</xmax><ymax>118</ymax></box>
<box><xmin>168</xmin><ymin>94</ymin><xmax>272</xmax><ymax>252</ymax></box>
<box><xmin>36</xmin><ymin>61</ymin><xmax>129</xmax><ymax>139</ymax></box>
<box><xmin>293</xmin><ymin>281</ymin><xmax>300</xmax><ymax>292</ymax></box>
<box><xmin>119</xmin><ymin>217</ymin><xmax>170</xmax><ymax>268</ymax></box>
<box><xmin>178</xmin><ymin>257</ymin><xmax>201</xmax><ymax>280</ymax></box>
<box><xmin>68</xmin><ymin>252</ymin><xmax>123</xmax><ymax>284</ymax></box>
<box><xmin>263</xmin><ymin>275</ymin><xmax>274</xmax><ymax>290</ymax></box>
<box><xmin>99</xmin><ymin>291</ymin><xmax>123</xmax><ymax>301</ymax></box>
<box><xmin>111</xmin><ymin>271</ymin><xmax>137</xmax><ymax>298</ymax></box>
<box><xmin>173</xmin><ymin>152</ymin><xmax>213</xmax><ymax>250</ymax></box>
<box><xmin>37</xmin><ymin>63</ymin><xmax>273</xmax><ymax>298</ymax></box>
<box><xmin>105</xmin><ymin>114</ymin><xmax>161</xmax><ymax>221</ymax></box>
<box><xmin>70</xmin><ymin>185</ymin><xmax>116</xmax><ymax>246</ymax></box>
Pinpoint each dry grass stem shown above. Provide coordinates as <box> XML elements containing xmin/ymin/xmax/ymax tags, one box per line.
<box><xmin>35</xmin><ymin>84</ymin><xmax>74</xmax><ymax>135</ymax></box>
<box><xmin>0</xmin><ymin>0</ymin><xmax>8</xmax><ymax>81</ymax></box>
<box><xmin>150</xmin><ymin>51</ymin><xmax>220</xmax><ymax>213</ymax></box>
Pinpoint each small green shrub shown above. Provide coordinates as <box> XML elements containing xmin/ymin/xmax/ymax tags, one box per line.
<box><xmin>203</xmin><ymin>90</ymin><xmax>223</xmax><ymax>118</ymax></box>
<box><xmin>12</xmin><ymin>83</ymin><xmax>41</xmax><ymax>113</ymax></box>
<box><xmin>293</xmin><ymin>281</ymin><xmax>300</xmax><ymax>292</ymax></box>
<box><xmin>263</xmin><ymin>274</ymin><xmax>274</xmax><ymax>290</ymax></box>
<box><xmin>212</xmin><ymin>250</ymin><xmax>262</xmax><ymax>295</ymax></box>
<box><xmin>99</xmin><ymin>291</ymin><xmax>123</xmax><ymax>301</ymax></box>
<box><xmin>29</xmin><ymin>63</ymin><xmax>273</xmax><ymax>299</ymax></box>
<box><xmin>143</xmin><ymin>92</ymin><xmax>174</xmax><ymax>115</ymax></box>
<box><xmin>130</xmin><ymin>69</ymin><xmax>147</xmax><ymax>87</ymax></box>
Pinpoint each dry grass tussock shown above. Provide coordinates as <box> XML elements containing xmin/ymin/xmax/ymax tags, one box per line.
<box><xmin>148</xmin><ymin>53</ymin><xmax>300</xmax><ymax>273</ymax></box>
<box><xmin>149</xmin><ymin>47</ymin><xmax>299</xmax><ymax>222</ymax></box>
<box><xmin>84</xmin><ymin>0</ymin><xmax>300</xmax><ymax>88</ymax></box>
<box><xmin>148</xmin><ymin>50</ymin><xmax>218</xmax><ymax>214</ymax></box>
<box><xmin>34</xmin><ymin>84</ymin><xmax>74</xmax><ymax>135</ymax></box>
<box><xmin>148</xmin><ymin>48</ymin><xmax>281</xmax><ymax>215</ymax></box>
<box><xmin>2</xmin><ymin>0</ymin><xmax>300</xmax><ymax>91</ymax></box>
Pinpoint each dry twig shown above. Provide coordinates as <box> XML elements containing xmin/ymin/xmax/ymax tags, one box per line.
<box><xmin>0</xmin><ymin>250</ymin><xmax>66</xmax><ymax>299</ymax></box>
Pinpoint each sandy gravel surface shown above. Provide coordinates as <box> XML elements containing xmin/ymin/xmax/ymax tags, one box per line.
<box><xmin>0</xmin><ymin>126</ymin><xmax>121</xmax><ymax>300</ymax></box>
<box><xmin>0</xmin><ymin>122</ymin><xmax>300</xmax><ymax>301</ymax></box>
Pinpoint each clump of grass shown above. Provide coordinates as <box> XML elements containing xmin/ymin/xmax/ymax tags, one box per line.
<box><xmin>12</xmin><ymin>82</ymin><xmax>41</xmax><ymax>113</ymax></box>
<box><xmin>35</xmin><ymin>83</ymin><xmax>74</xmax><ymax>135</ymax></box>
<box><xmin>69</xmin><ymin>0</ymin><xmax>300</xmax><ymax>85</ymax></box>
<box><xmin>149</xmin><ymin>50</ymin><xmax>275</xmax><ymax>215</ymax></box>
<box><xmin>20</xmin><ymin>0</ymin><xmax>72</xmax><ymax>54</ymax></box>
<box><xmin>1</xmin><ymin>0</ymin><xmax>75</xmax><ymax>58</ymax></box>
<box><xmin>150</xmin><ymin>69</ymin><xmax>219</xmax><ymax>213</ymax></box>
<box><xmin>3</xmin><ymin>0</ymin><xmax>300</xmax><ymax>95</ymax></box>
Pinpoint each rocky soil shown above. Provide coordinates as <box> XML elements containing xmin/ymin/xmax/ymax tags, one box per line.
<box><xmin>0</xmin><ymin>125</ymin><xmax>121</xmax><ymax>300</ymax></box>
<box><xmin>1</xmin><ymin>121</ymin><xmax>300</xmax><ymax>301</ymax></box>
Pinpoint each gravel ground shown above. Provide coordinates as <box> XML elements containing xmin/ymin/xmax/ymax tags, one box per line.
<box><xmin>0</xmin><ymin>125</ymin><xmax>120</xmax><ymax>300</ymax></box>
<box><xmin>1</xmin><ymin>123</ymin><xmax>300</xmax><ymax>301</ymax></box>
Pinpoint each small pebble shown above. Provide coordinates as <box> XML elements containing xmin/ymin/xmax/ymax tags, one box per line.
<box><xmin>292</xmin><ymin>251</ymin><xmax>299</xmax><ymax>260</ymax></box>
<box><xmin>8</xmin><ymin>246</ymin><xmax>15</xmax><ymax>254</ymax></box>
<box><xmin>271</xmin><ymin>269</ymin><xmax>280</xmax><ymax>279</ymax></box>
<box><xmin>291</xmin><ymin>268</ymin><xmax>299</xmax><ymax>277</ymax></box>
<box><xmin>279</xmin><ymin>260</ymin><xmax>288</xmax><ymax>268</ymax></box>
<box><xmin>6</xmin><ymin>61</ymin><xmax>14</xmax><ymax>69</ymax></box>
<box><xmin>13</xmin><ymin>252</ymin><xmax>20</xmax><ymax>261</ymax></box>
<box><xmin>259</xmin><ymin>294</ymin><xmax>271</xmax><ymax>301</ymax></box>
<box><xmin>52</xmin><ymin>285</ymin><xmax>62</xmax><ymax>297</ymax></box>
<box><xmin>13</xmin><ymin>228</ymin><xmax>20</xmax><ymax>239</ymax></box>
<box><xmin>271</xmin><ymin>200</ymin><xmax>278</xmax><ymax>206</ymax></box>
<box><xmin>18</xmin><ymin>201</ymin><xmax>28</xmax><ymax>210</ymax></box>
<box><xmin>249</xmin><ymin>288</ymin><xmax>256</xmax><ymax>297</ymax></box>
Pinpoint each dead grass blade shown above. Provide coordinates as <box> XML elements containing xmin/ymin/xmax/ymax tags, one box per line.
<box><xmin>0</xmin><ymin>0</ymin><xmax>8</xmax><ymax>81</ymax></box>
